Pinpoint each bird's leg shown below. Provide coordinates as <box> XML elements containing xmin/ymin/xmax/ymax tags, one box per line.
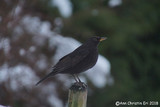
<box><xmin>75</xmin><ymin>74</ymin><xmax>87</xmax><ymax>88</ymax></box>
<box><xmin>72</xmin><ymin>74</ymin><xmax>79</xmax><ymax>83</ymax></box>
<box><xmin>75</xmin><ymin>75</ymin><xmax>82</xmax><ymax>83</ymax></box>
<box><xmin>71</xmin><ymin>74</ymin><xmax>87</xmax><ymax>88</ymax></box>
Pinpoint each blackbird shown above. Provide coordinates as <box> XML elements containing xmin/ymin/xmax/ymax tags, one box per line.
<box><xmin>36</xmin><ymin>36</ymin><xmax>106</xmax><ymax>85</ymax></box>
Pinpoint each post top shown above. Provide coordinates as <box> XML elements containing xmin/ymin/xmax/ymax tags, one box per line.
<box><xmin>70</xmin><ymin>82</ymin><xmax>87</xmax><ymax>92</ymax></box>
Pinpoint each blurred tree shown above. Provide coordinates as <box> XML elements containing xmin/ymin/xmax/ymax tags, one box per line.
<box><xmin>0</xmin><ymin>0</ymin><xmax>66</xmax><ymax>107</ymax></box>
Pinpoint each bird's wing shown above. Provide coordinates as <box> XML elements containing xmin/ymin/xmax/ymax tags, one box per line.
<box><xmin>54</xmin><ymin>48</ymin><xmax>89</xmax><ymax>73</ymax></box>
<box><xmin>35</xmin><ymin>49</ymin><xmax>89</xmax><ymax>85</ymax></box>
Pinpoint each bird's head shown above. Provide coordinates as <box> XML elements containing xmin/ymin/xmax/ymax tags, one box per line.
<box><xmin>86</xmin><ymin>36</ymin><xmax>107</xmax><ymax>47</ymax></box>
<box><xmin>92</xmin><ymin>36</ymin><xmax>107</xmax><ymax>42</ymax></box>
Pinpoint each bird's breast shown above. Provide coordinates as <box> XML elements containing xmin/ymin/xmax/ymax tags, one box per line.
<box><xmin>71</xmin><ymin>49</ymin><xmax>98</xmax><ymax>74</ymax></box>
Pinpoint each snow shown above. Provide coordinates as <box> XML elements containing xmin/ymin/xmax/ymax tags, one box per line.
<box><xmin>48</xmin><ymin>94</ymin><xmax>63</xmax><ymax>107</ymax></box>
<box><xmin>0</xmin><ymin>38</ymin><xmax>11</xmax><ymax>54</ymax></box>
<box><xmin>19</xmin><ymin>48</ymin><xmax>26</xmax><ymax>56</ymax></box>
<box><xmin>36</xmin><ymin>55</ymin><xmax>48</xmax><ymax>70</ymax></box>
<box><xmin>108</xmin><ymin>0</ymin><xmax>122</xmax><ymax>7</ymax></box>
<box><xmin>86</xmin><ymin>55</ymin><xmax>112</xmax><ymax>87</ymax></box>
<box><xmin>21</xmin><ymin>16</ymin><xmax>41</xmax><ymax>34</ymax></box>
<box><xmin>38</xmin><ymin>83</ymin><xmax>63</xmax><ymax>107</ymax></box>
<box><xmin>49</xmin><ymin>35</ymin><xmax>81</xmax><ymax>62</ymax></box>
<box><xmin>51</xmin><ymin>0</ymin><xmax>72</xmax><ymax>18</ymax></box>
<box><xmin>0</xmin><ymin>64</ymin><xmax>38</xmax><ymax>91</ymax></box>
<box><xmin>49</xmin><ymin>0</ymin><xmax>122</xmax><ymax>17</ymax></box>
<box><xmin>29</xmin><ymin>46</ymin><xmax>36</xmax><ymax>52</ymax></box>
<box><xmin>12</xmin><ymin>4</ymin><xmax>22</xmax><ymax>16</ymax></box>
<box><xmin>54</xmin><ymin>17</ymin><xmax>63</xmax><ymax>33</ymax></box>
<box><xmin>0</xmin><ymin>105</ymin><xmax>11</xmax><ymax>107</ymax></box>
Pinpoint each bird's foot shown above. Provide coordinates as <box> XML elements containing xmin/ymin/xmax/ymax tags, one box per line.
<box><xmin>70</xmin><ymin>82</ymin><xmax>87</xmax><ymax>91</ymax></box>
<box><xmin>76</xmin><ymin>82</ymin><xmax>87</xmax><ymax>88</ymax></box>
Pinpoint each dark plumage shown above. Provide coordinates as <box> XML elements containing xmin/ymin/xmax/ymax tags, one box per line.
<box><xmin>36</xmin><ymin>36</ymin><xmax>106</xmax><ymax>85</ymax></box>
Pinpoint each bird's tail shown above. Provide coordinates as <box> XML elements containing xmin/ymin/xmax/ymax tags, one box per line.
<box><xmin>35</xmin><ymin>71</ymin><xmax>58</xmax><ymax>86</ymax></box>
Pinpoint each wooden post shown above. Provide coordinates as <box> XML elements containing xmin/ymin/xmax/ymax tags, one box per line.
<box><xmin>68</xmin><ymin>82</ymin><xmax>88</xmax><ymax>107</ymax></box>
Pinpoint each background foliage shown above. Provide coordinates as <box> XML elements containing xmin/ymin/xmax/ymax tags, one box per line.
<box><xmin>63</xmin><ymin>0</ymin><xmax>160</xmax><ymax>106</ymax></box>
<box><xmin>0</xmin><ymin>0</ymin><xmax>160</xmax><ymax>107</ymax></box>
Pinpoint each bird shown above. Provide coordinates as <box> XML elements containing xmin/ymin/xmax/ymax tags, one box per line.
<box><xmin>35</xmin><ymin>36</ymin><xmax>107</xmax><ymax>86</ymax></box>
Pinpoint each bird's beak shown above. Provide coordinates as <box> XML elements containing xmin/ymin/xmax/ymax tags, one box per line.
<box><xmin>100</xmin><ymin>37</ymin><xmax>107</xmax><ymax>41</ymax></box>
